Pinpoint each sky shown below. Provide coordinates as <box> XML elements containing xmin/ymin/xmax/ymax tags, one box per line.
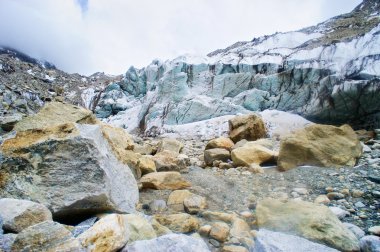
<box><xmin>0</xmin><ymin>0</ymin><xmax>362</xmax><ymax>75</ymax></box>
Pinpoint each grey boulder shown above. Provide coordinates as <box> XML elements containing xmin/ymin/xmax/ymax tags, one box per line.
<box><xmin>360</xmin><ymin>236</ymin><xmax>380</xmax><ymax>252</ymax></box>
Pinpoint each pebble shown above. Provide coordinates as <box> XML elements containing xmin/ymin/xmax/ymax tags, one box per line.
<box><xmin>355</xmin><ymin>201</ymin><xmax>366</xmax><ymax>208</ymax></box>
<box><xmin>327</xmin><ymin>192</ymin><xmax>345</xmax><ymax>200</ymax></box>
<box><xmin>292</xmin><ymin>188</ymin><xmax>308</xmax><ymax>195</ymax></box>
<box><xmin>368</xmin><ymin>226</ymin><xmax>380</xmax><ymax>236</ymax></box>
<box><xmin>209</xmin><ymin>238</ymin><xmax>221</xmax><ymax>248</ymax></box>
<box><xmin>372</xmin><ymin>190</ymin><xmax>380</xmax><ymax>198</ymax></box>
<box><xmin>352</xmin><ymin>189</ymin><xmax>364</xmax><ymax>198</ymax></box>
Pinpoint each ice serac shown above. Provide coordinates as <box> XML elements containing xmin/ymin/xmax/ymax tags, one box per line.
<box><xmin>0</xmin><ymin>123</ymin><xmax>139</xmax><ymax>219</ymax></box>
<box><xmin>93</xmin><ymin>0</ymin><xmax>380</xmax><ymax>136</ymax></box>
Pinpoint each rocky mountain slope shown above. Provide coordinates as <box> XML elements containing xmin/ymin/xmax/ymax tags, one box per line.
<box><xmin>86</xmin><ymin>0</ymin><xmax>380</xmax><ymax>137</ymax></box>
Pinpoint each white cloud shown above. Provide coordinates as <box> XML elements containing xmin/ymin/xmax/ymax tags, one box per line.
<box><xmin>0</xmin><ymin>0</ymin><xmax>362</xmax><ymax>75</ymax></box>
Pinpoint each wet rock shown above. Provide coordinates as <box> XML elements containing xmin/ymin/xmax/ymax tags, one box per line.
<box><xmin>121</xmin><ymin>233</ymin><xmax>210</xmax><ymax>252</ymax></box>
<box><xmin>231</xmin><ymin>142</ymin><xmax>277</xmax><ymax>167</ymax></box>
<box><xmin>205</xmin><ymin>137</ymin><xmax>235</xmax><ymax>151</ymax></box>
<box><xmin>204</xmin><ymin>148</ymin><xmax>231</xmax><ymax>166</ymax></box>
<box><xmin>256</xmin><ymin>198</ymin><xmax>359</xmax><ymax>251</ymax></box>
<box><xmin>0</xmin><ymin>198</ymin><xmax>52</xmax><ymax>233</ymax></box>
<box><xmin>140</xmin><ymin>172</ymin><xmax>191</xmax><ymax>190</ymax></box>
<box><xmin>157</xmin><ymin>138</ymin><xmax>184</xmax><ymax>154</ymax></box>
<box><xmin>78</xmin><ymin>214</ymin><xmax>129</xmax><ymax>252</ymax></box>
<box><xmin>254</xmin><ymin>229</ymin><xmax>339</xmax><ymax>252</ymax></box>
<box><xmin>278</xmin><ymin>124</ymin><xmax>362</xmax><ymax>171</ymax></box>
<box><xmin>209</xmin><ymin>222</ymin><xmax>230</xmax><ymax>242</ymax></box>
<box><xmin>229</xmin><ymin>114</ymin><xmax>267</xmax><ymax>143</ymax></box>
<box><xmin>360</xmin><ymin>235</ymin><xmax>380</xmax><ymax>252</ymax></box>
<box><xmin>0</xmin><ymin>123</ymin><xmax>139</xmax><ymax>218</ymax></box>
<box><xmin>11</xmin><ymin>221</ymin><xmax>82</xmax><ymax>252</ymax></box>
<box><xmin>154</xmin><ymin>213</ymin><xmax>200</xmax><ymax>233</ymax></box>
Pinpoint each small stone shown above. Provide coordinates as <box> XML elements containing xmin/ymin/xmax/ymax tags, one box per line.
<box><xmin>325</xmin><ymin>187</ymin><xmax>334</xmax><ymax>193</ymax></box>
<box><xmin>167</xmin><ymin>190</ymin><xmax>193</xmax><ymax>211</ymax></box>
<box><xmin>154</xmin><ymin>213</ymin><xmax>200</xmax><ymax>233</ymax></box>
<box><xmin>199</xmin><ymin>225</ymin><xmax>212</xmax><ymax>237</ymax></box>
<box><xmin>149</xmin><ymin>200</ymin><xmax>167</xmax><ymax>213</ymax></box>
<box><xmin>355</xmin><ymin>201</ymin><xmax>366</xmax><ymax>208</ymax></box>
<box><xmin>248</xmin><ymin>163</ymin><xmax>264</xmax><ymax>174</ymax></box>
<box><xmin>368</xmin><ymin>226</ymin><xmax>380</xmax><ymax>236</ymax></box>
<box><xmin>352</xmin><ymin>189</ymin><xmax>364</xmax><ymax>198</ymax></box>
<box><xmin>204</xmin><ymin>148</ymin><xmax>231</xmax><ymax>166</ymax></box>
<box><xmin>219</xmin><ymin>162</ymin><xmax>234</xmax><ymax>169</ymax></box>
<box><xmin>206</xmin><ymin>137</ymin><xmax>235</xmax><ymax>151</ymax></box>
<box><xmin>209</xmin><ymin>222</ymin><xmax>230</xmax><ymax>242</ymax></box>
<box><xmin>329</xmin><ymin>206</ymin><xmax>349</xmax><ymax>219</ymax></box>
<box><xmin>340</xmin><ymin>189</ymin><xmax>350</xmax><ymax>196</ymax></box>
<box><xmin>327</xmin><ymin>192</ymin><xmax>345</xmax><ymax>200</ymax></box>
<box><xmin>372</xmin><ymin>190</ymin><xmax>380</xmax><ymax>198</ymax></box>
<box><xmin>209</xmin><ymin>238</ymin><xmax>221</xmax><ymax>247</ymax></box>
<box><xmin>314</xmin><ymin>195</ymin><xmax>330</xmax><ymax>204</ymax></box>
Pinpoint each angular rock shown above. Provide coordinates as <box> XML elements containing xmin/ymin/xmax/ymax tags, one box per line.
<box><xmin>184</xmin><ymin>194</ymin><xmax>207</xmax><ymax>214</ymax></box>
<box><xmin>0</xmin><ymin>123</ymin><xmax>139</xmax><ymax>218</ymax></box>
<box><xmin>209</xmin><ymin>222</ymin><xmax>230</xmax><ymax>242</ymax></box>
<box><xmin>0</xmin><ymin>198</ymin><xmax>52</xmax><ymax>233</ymax></box>
<box><xmin>204</xmin><ymin>148</ymin><xmax>231</xmax><ymax>166</ymax></box>
<box><xmin>134</xmin><ymin>143</ymin><xmax>154</xmax><ymax>155</ymax></box>
<box><xmin>231</xmin><ymin>142</ymin><xmax>277</xmax><ymax>167</ymax></box>
<box><xmin>153</xmin><ymin>150</ymin><xmax>187</xmax><ymax>172</ymax></box>
<box><xmin>125</xmin><ymin>214</ymin><xmax>156</xmax><ymax>243</ymax></box>
<box><xmin>229</xmin><ymin>114</ymin><xmax>266</xmax><ymax>143</ymax></box>
<box><xmin>157</xmin><ymin>138</ymin><xmax>184</xmax><ymax>154</ymax></box>
<box><xmin>167</xmin><ymin>190</ymin><xmax>193</xmax><ymax>211</ymax></box>
<box><xmin>121</xmin><ymin>233</ymin><xmax>210</xmax><ymax>252</ymax></box>
<box><xmin>140</xmin><ymin>172</ymin><xmax>191</xmax><ymax>190</ymax></box>
<box><xmin>138</xmin><ymin>155</ymin><xmax>157</xmax><ymax>175</ymax></box>
<box><xmin>100</xmin><ymin>124</ymin><xmax>141</xmax><ymax>178</ymax></box>
<box><xmin>78</xmin><ymin>214</ymin><xmax>129</xmax><ymax>252</ymax></box>
<box><xmin>254</xmin><ymin>229</ymin><xmax>339</xmax><ymax>252</ymax></box>
<box><xmin>256</xmin><ymin>198</ymin><xmax>359</xmax><ymax>251</ymax></box>
<box><xmin>205</xmin><ymin>137</ymin><xmax>235</xmax><ymax>151</ymax></box>
<box><xmin>72</xmin><ymin>217</ymin><xmax>98</xmax><ymax>237</ymax></box>
<box><xmin>278</xmin><ymin>124</ymin><xmax>362</xmax><ymax>171</ymax></box>
<box><xmin>360</xmin><ymin>236</ymin><xmax>380</xmax><ymax>252</ymax></box>
<box><xmin>11</xmin><ymin>221</ymin><xmax>82</xmax><ymax>252</ymax></box>
<box><xmin>154</xmin><ymin>213</ymin><xmax>200</xmax><ymax>233</ymax></box>
<box><xmin>14</xmin><ymin>102</ymin><xmax>97</xmax><ymax>132</ymax></box>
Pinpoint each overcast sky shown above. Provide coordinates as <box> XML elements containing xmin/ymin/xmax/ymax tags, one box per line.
<box><xmin>0</xmin><ymin>0</ymin><xmax>362</xmax><ymax>75</ymax></box>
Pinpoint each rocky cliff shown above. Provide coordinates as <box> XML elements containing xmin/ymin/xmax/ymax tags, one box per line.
<box><xmin>89</xmin><ymin>0</ymin><xmax>380</xmax><ymax>136</ymax></box>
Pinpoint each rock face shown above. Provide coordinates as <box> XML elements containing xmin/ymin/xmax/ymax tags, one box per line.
<box><xmin>256</xmin><ymin>198</ymin><xmax>359</xmax><ymax>251</ymax></box>
<box><xmin>11</xmin><ymin>221</ymin><xmax>82</xmax><ymax>252</ymax></box>
<box><xmin>0</xmin><ymin>123</ymin><xmax>139</xmax><ymax>218</ymax></box>
<box><xmin>90</xmin><ymin>1</ymin><xmax>380</xmax><ymax>137</ymax></box>
<box><xmin>278</xmin><ymin>124</ymin><xmax>362</xmax><ymax>170</ymax></box>
<box><xmin>0</xmin><ymin>198</ymin><xmax>52</xmax><ymax>233</ymax></box>
<box><xmin>229</xmin><ymin>114</ymin><xmax>267</xmax><ymax>143</ymax></box>
<box><xmin>231</xmin><ymin>142</ymin><xmax>277</xmax><ymax>167</ymax></box>
<box><xmin>78</xmin><ymin>214</ymin><xmax>129</xmax><ymax>252</ymax></box>
<box><xmin>121</xmin><ymin>233</ymin><xmax>210</xmax><ymax>252</ymax></box>
<box><xmin>254</xmin><ymin>229</ymin><xmax>339</xmax><ymax>252</ymax></box>
<box><xmin>140</xmin><ymin>172</ymin><xmax>191</xmax><ymax>190</ymax></box>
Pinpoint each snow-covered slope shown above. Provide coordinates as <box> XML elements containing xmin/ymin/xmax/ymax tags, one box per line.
<box><xmin>88</xmin><ymin>0</ymin><xmax>380</xmax><ymax>136</ymax></box>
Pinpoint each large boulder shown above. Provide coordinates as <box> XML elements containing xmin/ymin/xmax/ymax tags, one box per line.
<box><xmin>121</xmin><ymin>233</ymin><xmax>210</xmax><ymax>252</ymax></box>
<box><xmin>78</xmin><ymin>214</ymin><xmax>129</xmax><ymax>252</ymax></box>
<box><xmin>278</xmin><ymin>124</ymin><xmax>362</xmax><ymax>170</ymax></box>
<box><xmin>11</xmin><ymin>221</ymin><xmax>82</xmax><ymax>252</ymax></box>
<box><xmin>256</xmin><ymin>198</ymin><xmax>359</xmax><ymax>251</ymax></box>
<box><xmin>0</xmin><ymin>198</ymin><xmax>52</xmax><ymax>233</ymax></box>
<box><xmin>140</xmin><ymin>172</ymin><xmax>191</xmax><ymax>190</ymax></box>
<box><xmin>254</xmin><ymin>229</ymin><xmax>339</xmax><ymax>252</ymax></box>
<box><xmin>229</xmin><ymin>114</ymin><xmax>266</xmax><ymax>143</ymax></box>
<box><xmin>0</xmin><ymin>123</ymin><xmax>139</xmax><ymax>219</ymax></box>
<box><xmin>14</xmin><ymin>102</ymin><xmax>98</xmax><ymax>132</ymax></box>
<box><xmin>231</xmin><ymin>142</ymin><xmax>277</xmax><ymax>167</ymax></box>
